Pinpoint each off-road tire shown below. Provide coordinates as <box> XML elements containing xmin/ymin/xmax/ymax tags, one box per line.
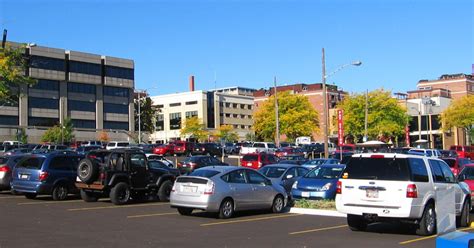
<box><xmin>77</xmin><ymin>158</ymin><xmax>99</xmax><ymax>184</ymax></box>
<box><xmin>416</xmin><ymin>203</ymin><xmax>436</xmax><ymax>236</ymax></box>
<box><xmin>80</xmin><ymin>189</ymin><xmax>99</xmax><ymax>202</ymax></box>
<box><xmin>158</xmin><ymin>180</ymin><xmax>173</xmax><ymax>202</ymax></box>
<box><xmin>218</xmin><ymin>198</ymin><xmax>234</xmax><ymax>219</ymax></box>
<box><xmin>347</xmin><ymin>214</ymin><xmax>367</xmax><ymax>231</ymax></box>
<box><xmin>177</xmin><ymin>207</ymin><xmax>193</xmax><ymax>216</ymax></box>
<box><xmin>110</xmin><ymin>182</ymin><xmax>131</xmax><ymax>205</ymax></box>
<box><xmin>52</xmin><ymin>184</ymin><xmax>69</xmax><ymax>201</ymax></box>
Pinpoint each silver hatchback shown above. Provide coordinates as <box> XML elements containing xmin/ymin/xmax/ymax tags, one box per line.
<box><xmin>170</xmin><ymin>166</ymin><xmax>287</xmax><ymax>218</ymax></box>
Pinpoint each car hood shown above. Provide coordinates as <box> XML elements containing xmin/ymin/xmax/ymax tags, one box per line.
<box><xmin>296</xmin><ymin>178</ymin><xmax>338</xmax><ymax>189</ymax></box>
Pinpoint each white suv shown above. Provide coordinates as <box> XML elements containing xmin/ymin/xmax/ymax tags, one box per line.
<box><xmin>336</xmin><ymin>153</ymin><xmax>471</xmax><ymax>236</ymax></box>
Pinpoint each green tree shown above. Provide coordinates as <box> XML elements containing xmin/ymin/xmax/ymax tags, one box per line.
<box><xmin>336</xmin><ymin>89</ymin><xmax>409</xmax><ymax>142</ymax></box>
<box><xmin>216</xmin><ymin>125</ymin><xmax>239</xmax><ymax>142</ymax></box>
<box><xmin>41</xmin><ymin>126</ymin><xmax>61</xmax><ymax>143</ymax></box>
<box><xmin>0</xmin><ymin>44</ymin><xmax>36</xmax><ymax>102</ymax></box>
<box><xmin>245</xmin><ymin>132</ymin><xmax>256</xmax><ymax>142</ymax></box>
<box><xmin>254</xmin><ymin>91</ymin><xmax>319</xmax><ymax>141</ymax></box>
<box><xmin>440</xmin><ymin>95</ymin><xmax>474</xmax><ymax>145</ymax></box>
<box><xmin>135</xmin><ymin>96</ymin><xmax>156</xmax><ymax>133</ymax></box>
<box><xmin>16</xmin><ymin>128</ymin><xmax>28</xmax><ymax>144</ymax></box>
<box><xmin>40</xmin><ymin>118</ymin><xmax>75</xmax><ymax>144</ymax></box>
<box><xmin>180</xmin><ymin>116</ymin><xmax>209</xmax><ymax>142</ymax></box>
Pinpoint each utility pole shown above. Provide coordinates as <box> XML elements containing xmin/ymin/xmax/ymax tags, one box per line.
<box><xmin>274</xmin><ymin>76</ymin><xmax>280</xmax><ymax>147</ymax></box>
<box><xmin>364</xmin><ymin>89</ymin><xmax>368</xmax><ymax>142</ymax></box>
<box><xmin>138</xmin><ymin>91</ymin><xmax>142</xmax><ymax>144</ymax></box>
<box><xmin>322</xmin><ymin>48</ymin><xmax>329</xmax><ymax>158</ymax></box>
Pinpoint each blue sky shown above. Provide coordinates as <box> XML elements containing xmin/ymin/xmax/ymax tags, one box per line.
<box><xmin>1</xmin><ymin>0</ymin><xmax>472</xmax><ymax>95</ymax></box>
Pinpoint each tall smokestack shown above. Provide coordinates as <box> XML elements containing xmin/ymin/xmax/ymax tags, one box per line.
<box><xmin>189</xmin><ymin>75</ymin><xmax>195</xmax><ymax>92</ymax></box>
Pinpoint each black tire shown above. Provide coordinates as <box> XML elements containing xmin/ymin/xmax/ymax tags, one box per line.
<box><xmin>218</xmin><ymin>198</ymin><xmax>234</xmax><ymax>219</ymax></box>
<box><xmin>416</xmin><ymin>203</ymin><xmax>436</xmax><ymax>236</ymax></box>
<box><xmin>24</xmin><ymin>193</ymin><xmax>37</xmax><ymax>199</ymax></box>
<box><xmin>10</xmin><ymin>189</ymin><xmax>20</xmax><ymax>195</ymax></box>
<box><xmin>52</xmin><ymin>184</ymin><xmax>69</xmax><ymax>201</ymax></box>
<box><xmin>110</xmin><ymin>182</ymin><xmax>131</xmax><ymax>205</ymax></box>
<box><xmin>177</xmin><ymin>207</ymin><xmax>193</xmax><ymax>216</ymax></box>
<box><xmin>158</xmin><ymin>180</ymin><xmax>173</xmax><ymax>202</ymax></box>
<box><xmin>271</xmin><ymin>195</ymin><xmax>285</xmax><ymax>213</ymax></box>
<box><xmin>77</xmin><ymin>158</ymin><xmax>99</xmax><ymax>184</ymax></box>
<box><xmin>347</xmin><ymin>214</ymin><xmax>367</xmax><ymax>231</ymax></box>
<box><xmin>80</xmin><ymin>189</ymin><xmax>98</xmax><ymax>202</ymax></box>
<box><xmin>457</xmin><ymin>199</ymin><xmax>470</xmax><ymax>227</ymax></box>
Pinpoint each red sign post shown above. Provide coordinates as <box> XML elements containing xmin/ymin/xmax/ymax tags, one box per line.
<box><xmin>337</xmin><ymin>110</ymin><xmax>344</xmax><ymax>146</ymax></box>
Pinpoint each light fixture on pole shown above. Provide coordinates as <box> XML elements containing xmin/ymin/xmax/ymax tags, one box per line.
<box><xmin>322</xmin><ymin>48</ymin><xmax>362</xmax><ymax>158</ymax></box>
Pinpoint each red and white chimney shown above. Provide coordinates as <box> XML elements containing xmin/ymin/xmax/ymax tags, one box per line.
<box><xmin>189</xmin><ymin>75</ymin><xmax>195</xmax><ymax>92</ymax></box>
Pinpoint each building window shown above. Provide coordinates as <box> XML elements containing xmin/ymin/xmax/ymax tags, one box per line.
<box><xmin>69</xmin><ymin>61</ymin><xmax>101</xmax><ymax>76</ymax></box>
<box><xmin>248</xmin><ymin>115</ymin><xmax>252</xmax><ymax>119</ymax></box>
<box><xmin>240</xmin><ymin>104</ymin><xmax>245</xmax><ymax>109</ymax></box>
<box><xmin>169</xmin><ymin>102</ymin><xmax>181</xmax><ymax>107</ymax></box>
<box><xmin>0</xmin><ymin>95</ymin><xmax>19</xmax><ymax>107</ymax></box>
<box><xmin>169</xmin><ymin>112</ymin><xmax>181</xmax><ymax>130</ymax></box>
<box><xmin>240</xmin><ymin>114</ymin><xmax>245</xmax><ymax>118</ymax></box>
<box><xmin>28</xmin><ymin>117</ymin><xmax>59</xmax><ymax>127</ymax></box>
<box><xmin>68</xmin><ymin>100</ymin><xmax>95</xmax><ymax>112</ymax></box>
<box><xmin>248</xmin><ymin>104</ymin><xmax>253</xmax><ymax>110</ymax></box>
<box><xmin>104</xmin><ymin>86</ymin><xmax>130</xmax><ymax>98</ymax></box>
<box><xmin>30</xmin><ymin>56</ymin><xmax>65</xmax><ymax>71</ymax></box>
<box><xmin>185</xmin><ymin>111</ymin><xmax>198</xmax><ymax>119</ymax></box>
<box><xmin>241</xmin><ymin>125</ymin><xmax>245</xmax><ymax>129</ymax></box>
<box><xmin>155</xmin><ymin>104</ymin><xmax>164</xmax><ymax>108</ymax></box>
<box><xmin>104</xmin><ymin>103</ymin><xmax>128</xmax><ymax>114</ymax></box>
<box><xmin>28</xmin><ymin>97</ymin><xmax>59</xmax><ymax>109</ymax></box>
<box><xmin>225</xmin><ymin>103</ymin><xmax>230</xmax><ymax>108</ymax></box>
<box><xmin>233</xmin><ymin>114</ymin><xmax>238</xmax><ymax>118</ymax></box>
<box><xmin>0</xmin><ymin>115</ymin><xmax>18</xmax><ymax>125</ymax></box>
<box><xmin>225</xmin><ymin>114</ymin><xmax>231</xmax><ymax>118</ymax></box>
<box><xmin>104</xmin><ymin>121</ymin><xmax>129</xmax><ymax>130</ymax></box>
<box><xmin>156</xmin><ymin>114</ymin><xmax>164</xmax><ymax>131</ymax></box>
<box><xmin>30</xmin><ymin>79</ymin><xmax>59</xmax><ymax>91</ymax></box>
<box><xmin>233</xmin><ymin>103</ymin><xmax>237</xmax><ymax>108</ymax></box>
<box><xmin>105</xmin><ymin>65</ymin><xmax>134</xmax><ymax>80</ymax></box>
<box><xmin>68</xmin><ymin>82</ymin><xmax>96</xmax><ymax>95</ymax></box>
<box><xmin>185</xmin><ymin>101</ymin><xmax>198</xmax><ymax>105</ymax></box>
<box><xmin>72</xmin><ymin>119</ymin><xmax>95</xmax><ymax>129</ymax></box>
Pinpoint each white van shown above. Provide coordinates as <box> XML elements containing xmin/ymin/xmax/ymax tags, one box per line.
<box><xmin>106</xmin><ymin>141</ymin><xmax>130</xmax><ymax>150</ymax></box>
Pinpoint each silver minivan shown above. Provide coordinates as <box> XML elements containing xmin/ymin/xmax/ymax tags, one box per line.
<box><xmin>106</xmin><ymin>141</ymin><xmax>130</xmax><ymax>150</ymax></box>
<box><xmin>170</xmin><ymin>166</ymin><xmax>287</xmax><ymax>218</ymax></box>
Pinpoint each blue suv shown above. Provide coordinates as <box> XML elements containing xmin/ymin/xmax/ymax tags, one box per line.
<box><xmin>11</xmin><ymin>151</ymin><xmax>83</xmax><ymax>200</ymax></box>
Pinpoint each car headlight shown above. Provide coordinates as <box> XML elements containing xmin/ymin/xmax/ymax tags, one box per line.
<box><xmin>292</xmin><ymin>181</ymin><xmax>298</xmax><ymax>189</ymax></box>
<box><xmin>321</xmin><ymin>182</ymin><xmax>332</xmax><ymax>191</ymax></box>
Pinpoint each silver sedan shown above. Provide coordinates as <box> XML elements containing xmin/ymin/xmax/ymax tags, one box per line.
<box><xmin>170</xmin><ymin>166</ymin><xmax>288</xmax><ymax>219</ymax></box>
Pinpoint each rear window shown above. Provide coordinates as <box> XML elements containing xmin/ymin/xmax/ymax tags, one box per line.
<box><xmin>305</xmin><ymin>166</ymin><xmax>344</xmax><ymax>179</ymax></box>
<box><xmin>343</xmin><ymin>158</ymin><xmax>411</xmax><ymax>181</ymax></box>
<box><xmin>188</xmin><ymin>170</ymin><xmax>219</xmax><ymax>178</ymax></box>
<box><xmin>442</xmin><ymin>159</ymin><xmax>456</xmax><ymax>168</ymax></box>
<box><xmin>243</xmin><ymin>154</ymin><xmax>258</xmax><ymax>161</ymax></box>
<box><xmin>16</xmin><ymin>157</ymin><xmax>46</xmax><ymax>169</ymax></box>
<box><xmin>176</xmin><ymin>177</ymin><xmax>208</xmax><ymax>184</ymax></box>
<box><xmin>259</xmin><ymin>166</ymin><xmax>287</xmax><ymax>178</ymax></box>
<box><xmin>117</xmin><ymin>143</ymin><xmax>129</xmax><ymax>147</ymax></box>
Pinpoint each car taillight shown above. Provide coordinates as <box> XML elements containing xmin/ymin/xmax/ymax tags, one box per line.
<box><xmin>336</xmin><ymin>181</ymin><xmax>342</xmax><ymax>194</ymax></box>
<box><xmin>406</xmin><ymin>184</ymin><xmax>418</xmax><ymax>198</ymax></box>
<box><xmin>100</xmin><ymin>172</ymin><xmax>106</xmax><ymax>180</ymax></box>
<box><xmin>0</xmin><ymin>166</ymin><xmax>10</xmax><ymax>172</ymax></box>
<box><xmin>39</xmin><ymin>171</ymin><xmax>49</xmax><ymax>181</ymax></box>
<box><xmin>258</xmin><ymin>161</ymin><xmax>262</xmax><ymax>168</ymax></box>
<box><xmin>370</xmin><ymin>155</ymin><xmax>384</xmax><ymax>159</ymax></box>
<box><xmin>89</xmin><ymin>155</ymin><xmax>97</xmax><ymax>159</ymax></box>
<box><xmin>204</xmin><ymin>181</ymin><xmax>215</xmax><ymax>195</ymax></box>
<box><xmin>190</xmin><ymin>163</ymin><xmax>197</xmax><ymax>169</ymax></box>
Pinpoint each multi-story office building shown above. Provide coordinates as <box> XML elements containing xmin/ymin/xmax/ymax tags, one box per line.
<box><xmin>0</xmin><ymin>42</ymin><xmax>135</xmax><ymax>143</ymax></box>
<box><xmin>149</xmin><ymin>76</ymin><xmax>255</xmax><ymax>143</ymax></box>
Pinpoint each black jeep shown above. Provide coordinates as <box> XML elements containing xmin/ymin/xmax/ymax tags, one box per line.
<box><xmin>75</xmin><ymin>149</ymin><xmax>176</xmax><ymax>205</ymax></box>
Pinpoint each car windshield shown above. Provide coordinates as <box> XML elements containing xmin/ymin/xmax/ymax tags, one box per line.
<box><xmin>305</xmin><ymin>166</ymin><xmax>344</xmax><ymax>179</ymax></box>
<box><xmin>243</xmin><ymin>154</ymin><xmax>258</xmax><ymax>161</ymax></box>
<box><xmin>189</xmin><ymin>169</ymin><xmax>220</xmax><ymax>178</ymax></box>
<box><xmin>149</xmin><ymin>160</ymin><xmax>167</xmax><ymax>169</ymax></box>
<box><xmin>344</xmin><ymin>157</ymin><xmax>410</xmax><ymax>181</ymax></box>
<box><xmin>304</xmin><ymin>160</ymin><xmax>326</xmax><ymax>166</ymax></box>
<box><xmin>459</xmin><ymin>167</ymin><xmax>474</xmax><ymax>180</ymax></box>
<box><xmin>259</xmin><ymin>167</ymin><xmax>287</xmax><ymax>178</ymax></box>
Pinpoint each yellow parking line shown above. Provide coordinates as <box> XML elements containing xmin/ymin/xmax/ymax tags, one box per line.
<box><xmin>127</xmin><ymin>212</ymin><xmax>178</xmax><ymax>219</ymax></box>
<box><xmin>201</xmin><ymin>213</ymin><xmax>303</xmax><ymax>227</ymax></box>
<box><xmin>289</xmin><ymin>224</ymin><xmax>348</xmax><ymax>235</ymax></box>
<box><xmin>68</xmin><ymin>202</ymin><xmax>169</xmax><ymax>211</ymax></box>
<box><xmin>399</xmin><ymin>225</ymin><xmax>474</xmax><ymax>245</ymax></box>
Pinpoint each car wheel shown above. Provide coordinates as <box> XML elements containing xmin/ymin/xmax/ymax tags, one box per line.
<box><xmin>158</xmin><ymin>180</ymin><xmax>173</xmax><ymax>202</ymax></box>
<box><xmin>457</xmin><ymin>199</ymin><xmax>470</xmax><ymax>227</ymax></box>
<box><xmin>177</xmin><ymin>207</ymin><xmax>193</xmax><ymax>216</ymax></box>
<box><xmin>52</xmin><ymin>184</ymin><xmax>69</xmax><ymax>201</ymax></box>
<box><xmin>80</xmin><ymin>189</ymin><xmax>99</xmax><ymax>202</ymax></box>
<box><xmin>77</xmin><ymin>159</ymin><xmax>99</xmax><ymax>184</ymax></box>
<box><xmin>218</xmin><ymin>198</ymin><xmax>234</xmax><ymax>219</ymax></box>
<box><xmin>271</xmin><ymin>195</ymin><xmax>285</xmax><ymax>213</ymax></box>
<box><xmin>24</xmin><ymin>193</ymin><xmax>37</xmax><ymax>199</ymax></box>
<box><xmin>110</xmin><ymin>182</ymin><xmax>131</xmax><ymax>205</ymax></box>
<box><xmin>416</xmin><ymin>203</ymin><xmax>436</xmax><ymax>236</ymax></box>
<box><xmin>347</xmin><ymin>214</ymin><xmax>367</xmax><ymax>231</ymax></box>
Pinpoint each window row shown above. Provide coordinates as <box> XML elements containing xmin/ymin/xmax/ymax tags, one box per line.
<box><xmin>221</xmin><ymin>102</ymin><xmax>253</xmax><ymax>110</ymax></box>
<box><xmin>221</xmin><ymin>113</ymin><xmax>252</xmax><ymax>119</ymax></box>
<box><xmin>30</xmin><ymin>79</ymin><xmax>59</xmax><ymax>91</ymax></box>
<box><xmin>72</xmin><ymin>119</ymin><xmax>96</xmax><ymax>129</ymax></box>
<box><xmin>28</xmin><ymin>117</ymin><xmax>59</xmax><ymax>127</ymax></box>
<box><xmin>30</xmin><ymin>56</ymin><xmax>65</xmax><ymax>71</ymax></box>
<box><xmin>185</xmin><ymin>111</ymin><xmax>198</xmax><ymax>118</ymax></box>
<box><xmin>68</xmin><ymin>82</ymin><xmax>96</xmax><ymax>95</ymax></box>
<box><xmin>104</xmin><ymin>103</ymin><xmax>129</xmax><ymax>114</ymax></box>
<box><xmin>0</xmin><ymin>115</ymin><xmax>18</xmax><ymax>125</ymax></box>
<box><xmin>68</xmin><ymin>100</ymin><xmax>96</xmax><ymax>112</ymax></box>
<box><xmin>104</xmin><ymin>86</ymin><xmax>130</xmax><ymax>98</ymax></box>
<box><xmin>105</xmin><ymin>65</ymin><xmax>134</xmax><ymax>80</ymax></box>
<box><xmin>104</xmin><ymin>121</ymin><xmax>129</xmax><ymax>131</ymax></box>
<box><xmin>28</xmin><ymin>97</ymin><xmax>59</xmax><ymax>109</ymax></box>
<box><xmin>69</xmin><ymin>61</ymin><xmax>101</xmax><ymax>76</ymax></box>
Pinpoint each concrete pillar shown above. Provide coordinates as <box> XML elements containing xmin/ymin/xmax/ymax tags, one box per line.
<box><xmin>129</xmin><ymin>88</ymin><xmax>134</xmax><ymax>132</ymax></box>
<box><xmin>19</xmin><ymin>84</ymin><xmax>28</xmax><ymax>126</ymax></box>
<box><xmin>59</xmin><ymin>80</ymin><xmax>67</xmax><ymax>124</ymax></box>
<box><xmin>96</xmin><ymin>85</ymin><xmax>103</xmax><ymax>129</ymax></box>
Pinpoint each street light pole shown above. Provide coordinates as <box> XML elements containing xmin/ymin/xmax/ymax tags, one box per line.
<box><xmin>274</xmin><ymin>76</ymin><xmax>280</xmax><ymax>147</ymax></box>
<box><xmin>138</xmin><ymin>91</ymin><xmax>142</xmax><ymax>144</ymax></box>
<box><xmin>322</xmin><ymin>48</ymin><xmax>328</xmax><ymax>158</ymax></box>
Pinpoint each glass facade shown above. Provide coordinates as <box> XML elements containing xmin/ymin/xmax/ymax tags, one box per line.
<box><xmin>156</xmin><ymin>114</ymin><xmax>164</xmax><ymax>131</ymax></box>
<box><xmin>169</xmin><ymin>112</ymin><xmax>181</xmax><ymax>130</ymax></box>
<box><xmin>0</xmin><ymin>115</ymin><xmax>18</xmax><ymax>125</ymax></box>
<box><xmin>30</xmin><ymin>56</ymin><xmax>65</xmax><ymax>71</ymax></box>
<box><xmin>105</xmin><ymin>65</ymin><xmax>134</xmax><ymax>80</ymax></box>
<box><xmin>185</xmin><ymin>111</ymin><xmax>198</xmax><ymax>119</ymax></box>
<box><xmin>28</xmin><ymin>117</ymin><xmax>59</xmax><ymax>127</ymax></box>
<box><xmin>28</xmin><ymin>97</ymin><xmax>59</xmax><ymax>109</ymax></box>
<box><xmin>68</xmin><ymin>82</ymin><xmax>96</xmax><ymax>95</ymax></box>
<box><xmin>69</xmin><ymin>61</ymin><xmax>101</xmax><ymax>76</ymax></box>
<box><xmin>68</xmin><ymin>100</ymin><xmax>96</xmax><ymax>112</ymax></box>
<box><xmin>104</xmin><ymin>86</ymin><xmax>130</xmax><ymax>98</ymax></box>
<box><xmin>30</xmin><ymin>79</ymin><xmax>59</xmax><ymax>91</ymax></box>
<box><xmin>104</xmin><ymin>121</ymin><xmax>129</xmax><ymax>130</ymax></box>
<box><xmin>72</xmin><ymin>119</ymin><xmax>95</xmax><ymax>129</ymax></box>
<box><xmin>104</xmin><ymin>103</ymin><xmax>128</xmax><ymax>114</ymax></box>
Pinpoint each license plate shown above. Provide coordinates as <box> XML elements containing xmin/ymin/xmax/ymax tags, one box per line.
<box><xmin>366</xmin><ymin>189</ymin><xmax>378</xmax><ymax>198</ymax></box>
<box><xmin>301</xmin><ymin>191</ymin><xmax>310</xmax><ymax>198</ymax></box>
<box><xmin>20</xmin><ymin>174</ymin><xmax>28</xmax><ymax>179</ymax></box>
<box><xmin>247</xmin><ymin>163</ymin><xmax>252</xmax><ymax>166</ymax></box>
<box><xmin>182</xmin><ymin>186</ymin><xmax>197</xmax><ymax>193</ymax></box>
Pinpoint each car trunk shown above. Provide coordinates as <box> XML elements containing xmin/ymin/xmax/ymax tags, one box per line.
<box><xmin>175</xmin><ymin>176</ymin><xmax>211</xmax><ymax>196</ymax></box>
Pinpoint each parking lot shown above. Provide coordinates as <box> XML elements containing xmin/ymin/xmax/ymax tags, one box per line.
<box><xmin>1</xmin><ymin>190</ymin><xmax>472</xmax><ymax>248</ymax></box>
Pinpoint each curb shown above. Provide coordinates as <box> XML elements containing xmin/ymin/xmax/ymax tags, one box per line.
<box><xmin>288</xmin><ymin>207</ymin><xmax>347</xmax><ymax>218</ymax></box>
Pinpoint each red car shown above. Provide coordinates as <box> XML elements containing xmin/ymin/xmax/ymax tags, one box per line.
<box><xmin>153</xmin><ymin>144</ymin><xmax>175</xmax><ymax>156</ymax></box>
<box><xmin>173</xmin><ymin>141</ymin><xmax>194</xmax><ymax>156</ymax></box>
<box><xmin>274</xmin><ymin>147</ymin><xmax>305</xmax><ymax>158</ymax></box>
<box><xmin>442</xmin><ymin>157</ymin><xmax>472</xmax><ymax>176</ymax></box>
<box><xmin>450</xmin><ymin>145</ymin><xmax>474</xmax><ymax>160</ymax></box>
<box><xmin>241</xmin><ymin>152</ymin><xmax>279</xmax><ymax>169</ymax></box>
<box><xmin>458</xmin><ymin>164</ymin><xmax>474</xmax><ymax>200</ymax></box>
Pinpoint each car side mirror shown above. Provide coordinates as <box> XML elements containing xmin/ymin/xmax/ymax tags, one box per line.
<box><xmin>285</xmin><ymin>174</ymin><xmax>294</xmax><ymax>179</ymax></box>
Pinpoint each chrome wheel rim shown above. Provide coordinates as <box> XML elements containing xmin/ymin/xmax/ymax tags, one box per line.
<box><xmin>58</xmin><ymin>186</ymin><xmax>68</xmax><ymax>199</ymax></box>
<box><xmin>80</xmin><ymin>165</ymin><xmax>89</xmax><ymax>178</ymax></box>
<box><xmin>274</xmin><ymin>197</ymin><xmax>284</xmax><ymax>212</ymax></box>
<box><xmin>223</xmin><ymin>201</ymin><xmax>232</xmax><ymax>217</ymax></box>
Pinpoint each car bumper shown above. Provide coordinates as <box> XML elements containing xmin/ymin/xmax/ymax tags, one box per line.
<box><xmin>11</xmin><ymin>180</ymin><xmax>52</xmax><ymax>194</ymax></box>
<box><xmin>170</xmin><ymin>193</ymin><xmax>221</xmax><ymax>212</ymax></box>
<box><xmin>291</xmin><ymin>189</ymin><xmax>335</xmax><ymax>200</ymax></box>
<box><xmin>0</xmin><ymin>172</ymin><xmax>12</xmax><ymax>190</ymax></box>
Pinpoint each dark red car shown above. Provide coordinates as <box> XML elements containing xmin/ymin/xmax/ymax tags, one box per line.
<box><xmin>241</xmin><ymin>152</ymin><xmax>279</xmax><ymax>170</ymax></box>
<box><xmin>153</xmin><ymin>144</ymin><xmax>175</xmax><ymax>156</ymax></box>
<box><xmin>442</xmin><ymin>157</ymin><xmax>472</xmax><ymax>177</ymax></box>
<box><xmin>457</xmin><ymin>163</ymin><xmax>474</xmax><ymax>199</ymax></box>
<box><xmin>173</xmin><ymin>141</ymin><xmax>194</xmax><ymax>156</ymax></box>
<box><xmin>275</xmin><ymin>147</ymin><xmax>305</xmax><ymax>158</ymax></box>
